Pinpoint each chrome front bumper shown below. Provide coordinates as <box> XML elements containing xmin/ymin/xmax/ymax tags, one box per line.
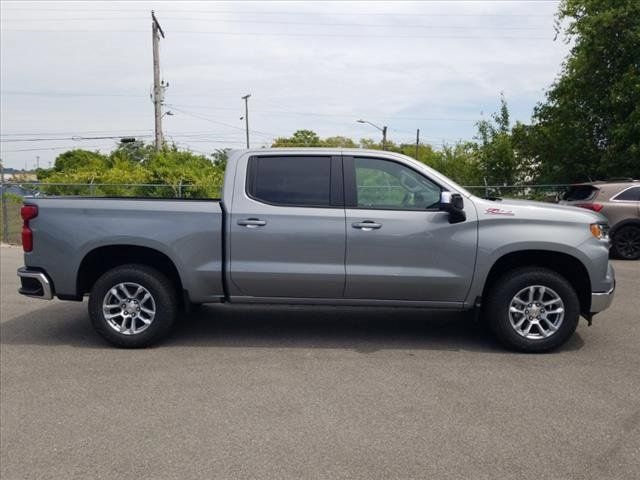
<box><xmin>590</xmin><ymin>282</ymin><xmax>615</xmax><ymax>313</ymax></box>
<box><xmin>17</xmin><ymin>267</ymin><xmax>53</xmax><ymax>300</ymax></box>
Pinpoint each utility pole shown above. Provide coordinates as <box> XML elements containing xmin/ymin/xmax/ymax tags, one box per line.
<box><xmin>1</xmin><ymin>159</ymin><xmax>8</xmax><ymax>244</ymax></box>
<box><xmin>415</xmin><ymin>129</ymin><xmax>420</xmax><ymax>161</ymax></box>
<box><xmin>36</xmin><ymin>155</ymin><xmax>40</xmax><ymax>169</ymax></box>
<box><xmin>242</xmin><ymin>94</ymin><xmax>251</xmax><ymax>148</ymax></box>
<box><xmin>151</xmin><ymin>11</ymin><xmax>165</xmax><ymax>151</ymax></box>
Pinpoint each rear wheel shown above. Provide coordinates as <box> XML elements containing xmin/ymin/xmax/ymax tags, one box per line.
<box><xmin>88</xmin><ymin>264</ymin><xmax>178</xmax><ymax>348</ymax></box>
<box><xmin>611</xmin><ymin>225</ymin><xmax>640</xmax><ymax>260</ymax></box>
<box><xmin>484</xmin><ymin>267</ymin><xmax>580</xmax><ymax>352</ymax></box>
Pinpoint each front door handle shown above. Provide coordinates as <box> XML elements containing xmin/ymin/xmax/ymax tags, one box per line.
<box><xmin>238</xmin><ymin>218</ymin><xmax>267</xmax><ymax>228</ymax></box>
<box><xmin>352</xmin><ymin>221</ymin><xmax>382</xmax><ymax>231</ymax></box>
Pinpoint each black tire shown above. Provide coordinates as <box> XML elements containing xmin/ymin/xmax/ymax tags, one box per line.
<box><xmin>611</xmin><ymin>225</ymin><xmax>640</xmax><ymax>260</ymax></box>
<box><xmin>483</xmin><ymin>267</ymin><xmax>580</xmax><ymax>352</ymax></box>
<box><xmin>88</xmin><ymin>264</ymin><xmax>178</xmax><ymax>348</ymax></box>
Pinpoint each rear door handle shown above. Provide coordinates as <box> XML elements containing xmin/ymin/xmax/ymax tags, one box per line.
<box><xmin>352</xmin><ymin>221</ymin><xmax>382</xmax><ymax>231</ymax></box>
<box><xmin>237</xmin><ymin>218</ymin><xmax>267</xmax><ymax>228</ymax></box>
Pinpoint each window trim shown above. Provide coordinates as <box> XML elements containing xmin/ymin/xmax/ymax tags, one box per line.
<box><xmin>610</xmin><ymin>185</ymin><xmax>640</xmax><ymax>203</ymax></box>
<box><xmin>343</xmin><ymin>155</ymin><xmax>444</xmax><ymax>211</ymax></box>
<box><xmin>245</xmin><ymin>154</ymin><xmax>344</xmax><ymax>208</ymax></box>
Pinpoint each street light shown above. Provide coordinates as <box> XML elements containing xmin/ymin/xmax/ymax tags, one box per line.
<box><xmin>357</xmin><ymin>119</ymin><xmax>388</xmax><ymax>150</ymax></box>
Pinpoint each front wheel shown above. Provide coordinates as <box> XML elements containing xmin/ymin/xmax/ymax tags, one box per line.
<box><xmin>88</xmin><ymin>264</ymin><xmax>178</xmax><ymax>348</ymax></box>
<box><xmin>483</xmin><ymin>267</ymin><xmax>580</xmax><ymax>352</ymax></box>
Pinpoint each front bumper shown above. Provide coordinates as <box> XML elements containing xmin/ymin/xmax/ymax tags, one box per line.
<box><xmin>17</xmin><ymin>267</ymin><xmax>53</xmax><ymax>300</ymax></box>
<box><xmin>591</xmin><ymin>283</ymin><xmax>615</xmax><ymax>313</ymax></box>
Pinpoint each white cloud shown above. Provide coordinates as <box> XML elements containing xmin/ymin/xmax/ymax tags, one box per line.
<box><xmin>0</xmin><ymin>0</ymin><xmax>567</xmax><ymax>169</ymax></box>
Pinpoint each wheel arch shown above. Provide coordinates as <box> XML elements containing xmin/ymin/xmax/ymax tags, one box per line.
<box><xmin>610</xmin><ymin>218</ymin><xmax>640</xmax><ymax>237</ymax></box>
<box><xmin>481</xmin><ymin>250</ymin><xmax>592</xmax><ymax>316</ymax></box>
<box><xmin>77</xmin><ymin>245</ymin><xmax>185</xmax><ymax>301</ymax></box>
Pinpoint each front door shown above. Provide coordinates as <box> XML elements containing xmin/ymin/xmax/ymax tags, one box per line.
<box><xmin>343</xmin><ymin>156</ymin><xmax>477</xmax><ymax>303</ymax></box>
<box><xmin>229</xmin><ymin>154</ymin><xmax>345</xmax><ymax>299</ymax></box>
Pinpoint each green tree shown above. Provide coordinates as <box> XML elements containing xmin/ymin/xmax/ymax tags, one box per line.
<box><xmin>520</xmin><ymin>0</ymin><xmax>640</xmax><ymax>182</ymax></box>
<box><xmin>322</xmin><ymin>136</ymin><xmax>358</xmax><ymax>148</ymax></box>
<box><xmin>40</xmin><ymin>144</ymin><xmax>225</xmax><ymax>198</ymax></box>
<box><xmin>48</xmin><ymin>149</ymin><xmax>108</xmax><ymax>174</ymax></box>
<box><xmin>272</xmin><ymin>129</ymin><xmax>323</xmax><ymax>147</ymax></box>
<box><xmin>473</xmin><ymin>94</ymin><xmax>519</xmax><ymax>186</ymax></box>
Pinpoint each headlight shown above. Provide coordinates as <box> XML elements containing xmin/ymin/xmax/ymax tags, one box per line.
<box><xmin>590</xmin><ymin>223</ymin><xmax>609</xmax><ymax>240</ymax></box>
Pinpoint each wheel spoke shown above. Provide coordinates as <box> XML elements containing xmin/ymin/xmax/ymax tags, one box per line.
<box><xmin>514</xmin><ymin>317</ymin><xmax>527</xmax><ymax>329</ymax></box>
<box><xmin>527</xmin><ymin>286</ymin><xmax>535</xmax><ymax>303</ymax></box>
<box><xmin>546</xmin><ymin>307</ymin><xmax>564</xmax><ymax>315</ymax></box>
<box><xmin>510</xmin><ymin>306</ymin><xmax>524</xmax><ymax>314</ymax></box>
<box><xmin>110</xmin><ymin>288</ymin><xmax>125</xmax><ymax>301</ymax></box>
<box><xmin>538</xmin><ymin>324</ymin><xmax>550</xmax><ymax>337</ymax></box>
<box><xmin>537</xmin><ymin>286</ymin><xmax>546</xmax><ymax>302</ymax></box>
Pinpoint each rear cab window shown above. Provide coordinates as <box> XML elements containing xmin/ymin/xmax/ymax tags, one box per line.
<box><xmin>246</xmin><ymin>155</ymin><xmax>342</xmax><ymax>207</ymax></box>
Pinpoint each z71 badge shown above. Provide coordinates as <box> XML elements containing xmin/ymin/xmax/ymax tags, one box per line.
<box><xmin>485</xmin><ymin>207</ymin><xmax>515</xmax><ymax>216</ymax></box>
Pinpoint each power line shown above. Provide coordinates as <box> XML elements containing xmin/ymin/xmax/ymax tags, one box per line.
<box><xmin>166</xmin><ymin>105</ymin><xmax>276</xmax><ymax>137</ymax></box>
<box><xmin>0</xmin><ymin>135</ymin><xmax>154</xmax><ymax>143</ymax></box>
<box><xmin>1</xmin><ymin>17</ymin><xmax>553</xmax><ymax>30</ymax></box>
<box><xmin>0</xmin><ymin>144</ymin><xmax>114</xmax><ymax>153</ymax></box>
<box><xmin>0</xmin><ymin>129</ymin><xmax>154</xmax><ymax>136</ymax></box>
<box><xmin>0</xmin><ymin>90</ymin><xmax>147</xmax><ymax>97</ymax></box>
<box><xmin>0</xmin><ymin>7</ymin><xmax>558</xmax><ymax>17</ymax></box>
<box><xmin>166</xmin><ymin>102</ymin><xmax>479</xmax><ymax>122</ymax></box>
<box><xmin>1</xmin><ymin>29</ymin><xmax>553</xmax><ymax>40</ymax></box>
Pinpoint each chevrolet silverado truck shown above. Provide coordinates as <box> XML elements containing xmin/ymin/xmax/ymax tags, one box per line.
<box><xmin>17</xmin><ymin>148</ymin><xmax>615</xmax><ymax>351</ymax></box>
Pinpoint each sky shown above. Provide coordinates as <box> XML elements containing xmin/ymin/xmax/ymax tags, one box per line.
<box><xmin>0</xmin><ymin>0</ymin><xmax>570</xmax><ymax>170</ymax></box>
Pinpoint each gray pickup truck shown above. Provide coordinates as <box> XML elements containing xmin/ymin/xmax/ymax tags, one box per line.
<box><xmin>17</xmin><ymin>148</ymin><xmax>615</xmax><ymax>351</ymax></box>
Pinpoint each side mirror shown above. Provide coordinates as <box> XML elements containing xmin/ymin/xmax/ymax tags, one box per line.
<box><xmin>439</xmin><ymin>191</ymin><xmax>466</xmax><ymax>224</ymax></box>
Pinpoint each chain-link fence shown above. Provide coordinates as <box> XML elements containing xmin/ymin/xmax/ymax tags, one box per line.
<box><xmin>1</xmin><ymin>181</ymin><xmax>572</xmax><ymax>245</ymax></box>
<box><xmin>464</xmin><ymin>184</ymin><xmax>572</xmax><ymax>203</ymax></box>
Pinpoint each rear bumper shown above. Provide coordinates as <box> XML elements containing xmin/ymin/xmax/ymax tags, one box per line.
<box><xmin>591</xmin><ymin>283</ymin><xmax>615</xmax><ymax>313</ymax></box>
<box><xmin>17</xmin><ymin>267</ymin><xmax>53</xmax><ymax>300</ymax></box>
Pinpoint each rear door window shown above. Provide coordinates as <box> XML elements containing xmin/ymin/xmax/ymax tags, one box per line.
<box><xmin>613</xmin><ymin>186</ymin><xmax>640</xmax><ymax>201</ymax></box>
<box><xmin>247</xmin><ymin>156</ymin><xmax>333</xmax><ymax>207</ymax></box>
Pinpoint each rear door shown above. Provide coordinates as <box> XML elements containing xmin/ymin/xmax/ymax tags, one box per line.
<box><xmin>343</xmin><ymin>155</ymin><xmax>477</xmax><ymax>303</ymax></box>
<box><xmin>229</xmin><ymin>154</ymin><xmax>346</xmax><ymax>299</ymax></box>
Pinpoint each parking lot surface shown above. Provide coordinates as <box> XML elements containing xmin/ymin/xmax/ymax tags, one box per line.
<box><xmin>1</xmin><ymin>244</ymin><xmax>639</xmax><ymax>480</ymax></box>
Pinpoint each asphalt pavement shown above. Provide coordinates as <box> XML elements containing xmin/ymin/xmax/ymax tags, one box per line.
<box><xmin>1</xmin><ymin>244</ymin><xmax>639</xmax><ymax>480</ymax></box>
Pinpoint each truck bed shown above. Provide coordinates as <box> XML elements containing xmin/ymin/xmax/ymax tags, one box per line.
<box><xmin>24</xmin><ymin>197</ymin><xmax>225</xmax><ymax>302</ymax></box>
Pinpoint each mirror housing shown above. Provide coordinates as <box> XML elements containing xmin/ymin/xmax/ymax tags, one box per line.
<box><xmin>439</xmin><ymin>191</ymin><xmax>466</xmax><ymax>224</ymax></box>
